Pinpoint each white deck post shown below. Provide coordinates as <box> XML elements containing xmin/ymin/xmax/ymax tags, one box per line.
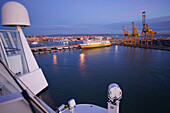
<box><xmin>108</xmin><ymin>100</ymin><xmax>120</xmax><ymax>113</ymax></box>
<box><xmin>16</xmin><ymin>26</ymin><xmax>39</xmax><ymax>72</ymax></box>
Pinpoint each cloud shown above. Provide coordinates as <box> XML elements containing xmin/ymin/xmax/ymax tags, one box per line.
<box><xmin>31</xmin><ymin>25</ymin><xmax>71</xmax><ymax>28</ymax></box>
<box><xmin>23</xmin><ymin>23</ymin><xmax>107</xmax><ymax>35</ymax></box>
<box><xmin>111</xmin><ymin>2</ymin><xmax>168</xmax><ymax>22</ymax></box>
<box><xmin>28</xmin><ymin>23</ymin><xmax>103</xmax><ymax>31</ymax></box>
<box><xmin>104</xmin><ymin>15</ymin><xmax>170</xmax><ymax>34</ymax></box>
<box><xmin>147</xmin><ymin>16</ymin><xmax>170</xmax><ymax>31</ymax></box>
<box><xmin>157</xmin><ymin>30</ymin><xmax>170</xmax><ymax>34</ymax></box>
<box><xmin>23</xmin><ymin>15</ymin><xmax>170</xmax><ymax>35</ymax></box>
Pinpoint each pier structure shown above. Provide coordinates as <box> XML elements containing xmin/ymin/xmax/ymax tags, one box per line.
<box><xmin>122</xmin><ymin>12</ymin><xmax>156</xmax><ymax>47</ymax></box>
<box><xmin>31</xmin><ymin>44</ymin><xmax>80</xmax><ymax>54</ymax></box>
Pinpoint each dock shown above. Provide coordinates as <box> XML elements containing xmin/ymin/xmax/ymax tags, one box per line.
<box><xmin>31</xmin><ymin>44</ymin><xmax>80</xmax><ymax>54</ymax></box>
<box><xmin>31</xmin><ymin>41</ymin><xmax>170</xmax><ymax>55</ymax></box>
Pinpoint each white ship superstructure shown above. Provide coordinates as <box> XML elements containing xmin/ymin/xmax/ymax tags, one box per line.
<box><xmin>80</xmin><ymin>37</ymin><xmax>111</xmax><ymax>49</ymax></box>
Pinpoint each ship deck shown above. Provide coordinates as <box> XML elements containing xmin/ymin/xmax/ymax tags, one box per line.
<box><xmin>62</xmin><ymin>104</ymin><xmax>107</xmax><ymax>113</ymax></box>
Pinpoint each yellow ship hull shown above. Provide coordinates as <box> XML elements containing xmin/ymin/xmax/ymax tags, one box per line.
<box><xmin>80</xmin><ymin>43</ymin><xmax>111</xmax><ymax>49</ymax></box>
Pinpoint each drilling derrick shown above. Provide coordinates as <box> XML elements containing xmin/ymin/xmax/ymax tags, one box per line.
<box><xmin>141</xmin><ymin>12</ymin><xmax>156</xmax><ymax>47</ymax></box>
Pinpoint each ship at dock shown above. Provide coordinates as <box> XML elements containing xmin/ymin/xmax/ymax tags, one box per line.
<box><xmin>80</xmin><ymin>37</ymin><xmax>111</xmax><ymax>49</ymax></box>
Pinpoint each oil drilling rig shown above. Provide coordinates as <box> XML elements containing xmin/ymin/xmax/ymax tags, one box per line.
<box><xmin>122</xmin><ymin>12</ymin><xmax>156</xmax><ymax>47</ymax></box>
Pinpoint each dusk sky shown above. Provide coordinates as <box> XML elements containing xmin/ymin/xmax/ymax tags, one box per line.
<box><xmin>0</xmin><ymin>0</ymin><xmax>170</xmax><ymax>36</ymax></box>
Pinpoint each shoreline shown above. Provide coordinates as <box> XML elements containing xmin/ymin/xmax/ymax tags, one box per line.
<box><xmin>31</xmin><ymin>43</ymin><xmax>170</xmax><ymax>55</ymax></box>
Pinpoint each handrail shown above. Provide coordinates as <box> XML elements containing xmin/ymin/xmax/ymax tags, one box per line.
<box><xmin>0</xmin><ymin>29</ymin><xmax>17</xmax><ymax>32</ymax></box>
<box><xmin>6</xmin><ymin>49</ymin><xmax>21</xmax><ymax>52</ymax></box>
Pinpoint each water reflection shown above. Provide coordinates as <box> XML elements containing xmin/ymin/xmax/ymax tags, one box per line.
<box><xmin>39</xmin><ymin>92</ymin><xmax>57</xmax><ymax>110</ymax></box>
<box><xmin>36</xmin><ymin>45</ymin><xmax>170</xmax><ymax>113</ymax></box>
<box><xmin>115</xmin><ymin>45</ymin><xmax>118</xmax><ymax>54</ymax></box>
<box><xmin>79</xmin><ymin>53</ymin><xmax>87</xmax><ymax>80</ymax></box>
<box><xmin>53</xmin><ymin>54</ymin><xmax>57</xmax><ymax>64</ymax></box>
<box><xmin>81</xmin><ymin>47</ymin><xmax>111</xmax><ymax>56</ymax></box>
<box><xmin>79</xmin><ymin>53</ymin><xmax>85</xmax><ymax>65</ymax></box>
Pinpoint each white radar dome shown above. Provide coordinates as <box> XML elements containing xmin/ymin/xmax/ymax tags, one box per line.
<box><xmin>1</xmin><ymin>1</ymin><xmax>30</xmax><ymax>27</ymax></box>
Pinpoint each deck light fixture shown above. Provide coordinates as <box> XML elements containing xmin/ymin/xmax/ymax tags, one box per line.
<box><xmin>108</xmin><ymin>83</ymin><xmax>122</xmax><ymax>113</ymax></box>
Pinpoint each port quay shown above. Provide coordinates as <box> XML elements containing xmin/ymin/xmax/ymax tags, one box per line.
<box><xmin>27</xmin><ymin>35</ymin><xmax>121</xmax><ymax>54</ymax></box>
<box><xmin>26</xmin><ymin>35</ymin><xmax>170</xmax><ymax>54</ymax></box>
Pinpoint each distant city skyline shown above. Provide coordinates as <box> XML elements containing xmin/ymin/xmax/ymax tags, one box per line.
<box><xmin>0</xmin><ymin>0</ymin><xmax>170</xmax><ymax>36</ymax></box>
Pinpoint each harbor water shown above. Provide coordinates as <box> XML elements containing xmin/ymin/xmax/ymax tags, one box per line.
<box><xmin>35</xmin><ymin>45</ymin><xmax>170</xmax><ymax>113</ymax></box>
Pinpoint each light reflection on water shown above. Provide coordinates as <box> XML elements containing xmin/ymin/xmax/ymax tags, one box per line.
<box><xmin>79</xmin><ymin>53</ymin><xmax>87</xmax><ymax>80</ymax></box>
<box><xmin>115</xmin><ymin>45</ymin><xmax>118</xmax><ymax>54</ymax></box>
<box><xmin>79</xmin><ymin>53</ymin><xmax>85</xmax><ymax>65</ymax></box>
<box><xmin>35</xmin><ymin>46</ymin><xmax>170</xmax><ymax>113</ymax></box>
<box><xmin>53</xmin><ymin>54</ymin><xmax>57</xmax><ymax>64</ymax></box>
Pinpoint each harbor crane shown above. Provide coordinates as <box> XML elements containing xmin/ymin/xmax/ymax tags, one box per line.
<box><xmin>122</xmin><ymin>26</ymin><xmax>130</xmax><ymax>45</ymax></box>
<box><xmin>141</xmin><ymin>12</ymin><xmax>156</xmax><ymax>47</ymax></box>
<box><xmin>131</xmin><ymin>22</ymin><xmax>143</xmax><ymax>46</ymax></box>
<box><xmin>122</xmin><ymin>12</ymin><xmax>156</xmax><ymax>47</ymax></box>
<box><xmin>123</xmin><ymin>22</ymin><xmax>143</xmax><ymax>46</ymax></box>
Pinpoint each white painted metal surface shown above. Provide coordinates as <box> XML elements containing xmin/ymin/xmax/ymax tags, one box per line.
<box><xmin>0</xmin><ymin>92</ymin><xmax>33</xmax><ymax>113</ymax></box>
<box><xmin>0</xmin><ymin>37</ymin><xmax>9</xmax><ymax>66</ymax></box>
<box><xmin>68</xmin><ymin>99</ymin><xmax>76</xmax><ymax>108</ymax></box>
<box><xmin>107</xmin><ymin>83</ymin><xmax>122</xmax><ymax>113</ymax></box>
<box><xmin>1</xmin><ymin>1</ymin><xmax>48</xmax><ymax>95</ymax></box>
<box><xmin>68</xmin><ymin>99</ymin><xmax>76</xmax><ymax>113</ymax></box>
<box><xmin>108</xmin><ymin>101</ymin><xmax>120</xmax><ymax>113</ymax></box>
<box><xmin>19</xmin><ymin>68</ymin><xmax>48</xmax><ymax>95</ymax></box>
<box><xmin>0</xmin><ymin>61</ymin><xmax>54</xmax><ymax>113</ymax></box>
<box><xmin>1</xmin><ymin>1</ymin><xmax>30</xmax><ymax>27</ymax></box>
<box><xmin>8</xmin><ymin>55</ymin><xmax>23</xmax><ymax>74</ymax></box>
<box><xmin>108</xmin><ymin>83</ymin><xmax>122</xmax><ymax>100</ymax></box>
<box><xmin>16</xmin><ymin>26</ymin><xmax>39</xmax><ymax>72</ymax></box>
<box><xmin>62</xmin><ymin>104</ymin><xmax>107</xmax><ymax>113</ymax></box>
<box><xmin>16</xmin><ymin>26</ymin><xmax>49</xmax><ymax>95</ymax></box>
